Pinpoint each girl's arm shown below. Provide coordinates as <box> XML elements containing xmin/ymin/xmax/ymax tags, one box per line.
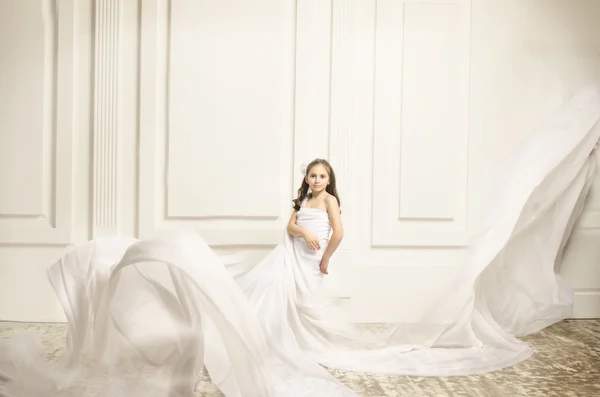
<box><xmin>287</xmin><ymin>211</ymin><xmax>307</xmax><ymax>237</ymax></box>
<box><xmin>322</xmin><ymin>195</ymin><xmax>344</xmax><ymax>261</ymax></box>
<box><xmin>288</xmin><ymin>210</ymin><xmax>321</xmax><ymax>250</ymax></box>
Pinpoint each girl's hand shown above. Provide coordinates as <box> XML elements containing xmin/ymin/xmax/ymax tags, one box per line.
<box><xmin>320</xmin><ymin>257</ymin><xmax>329</xmax><ymax>274</ymax></box>
<box><xmin>303</xmin><ymin>231</ymin><xmax>321</xmax><ymax>251</ymax></box>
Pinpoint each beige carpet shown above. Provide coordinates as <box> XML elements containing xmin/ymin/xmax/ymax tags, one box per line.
<box><xmin>0</xmin><ymin>319</ymin><xmax>598</xmax><ymax>396</ymax></box>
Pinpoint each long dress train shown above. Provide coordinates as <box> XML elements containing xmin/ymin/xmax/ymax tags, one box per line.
<box><xmin>208</xmin><ymin>85</ymin><xmax>600</xmax><ymax>380</ymax></box>
<box><xmin>0</xmin><ymin>84</ymin><xmax>599</xmax><ymax>396</ymax></box>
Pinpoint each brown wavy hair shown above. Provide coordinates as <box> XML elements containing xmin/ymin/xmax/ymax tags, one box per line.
<box><xmin>292</xmin><ymin>158</ymin><xmax>341</xmax><ymax>212</ymax></box>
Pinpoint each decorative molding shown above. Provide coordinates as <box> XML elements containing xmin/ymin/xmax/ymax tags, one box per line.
<box><xmin>293</xmin><ymin>0</ymin><xmax>358</xmax><ymax>251</ymax></box>
<box><xmin>92</xmin><ymin>0</ymin><xmax>120</xmax><ymax>237</ymax></box>
<box><xmin>572</xmin><ymin>289</ymin><xmax>600</xmax><ymax>318</ymax></box>
<box><xmin>137</xmin><ymin>0</ymin><xmax>294</xmax><ymax>245</ymax></box>
<box><xmin>293</xmin><ymin>0</ymin><xmax>333</xmax><ymax>168</ymax></box>
<box><xmin>328</xmin><ymin>0</ymin><xmax>354</xmax><ymax>250</ymax></box>
<box><xmin>137</xmin><ymin>0</ymin><xmax>163</xmax><ymax>239</ymax></box>
<box><xmin>371</xmin><ymin>0</ymin><xmax>472</xmax><ymax>247</ymax></box>
<box><xmin>0</xmin><ymin>0</ymin><xmax>73</xmax><ymax>245</ymax></box>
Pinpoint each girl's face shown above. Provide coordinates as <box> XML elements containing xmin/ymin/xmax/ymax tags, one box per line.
<box><xmin>305</xmin><ymin>164</ymin><xmax>330</xmax><ymax>194</ymax></box>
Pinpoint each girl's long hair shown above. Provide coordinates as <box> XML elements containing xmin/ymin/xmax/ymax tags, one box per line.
<box><xmin>292</xmin><ymin>158</ymin><xmax>341</xmax><ymax>212</ymax></box>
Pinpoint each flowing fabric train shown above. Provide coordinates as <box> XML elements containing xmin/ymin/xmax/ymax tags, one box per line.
<box><xmin>206</xmin><ymin>85</ymin><xmax>600</xmax><ymax>382</ymax></box>
<box><xmin>0</xmin><ymin>85</ymin><xmax>599</xmax><ymax>396</ymax></box>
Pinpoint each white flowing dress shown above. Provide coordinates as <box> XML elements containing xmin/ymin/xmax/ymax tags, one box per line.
<box><xmin>1</xmin><ymin>85</ymin><xmax>599</xmax><ymax>397</ymax></box>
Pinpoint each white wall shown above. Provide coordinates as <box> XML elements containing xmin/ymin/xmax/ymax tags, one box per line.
<box><xmin>0</xmin><ymin>0</ymin><xmax>599</xmax><ymax>323</ymax></box>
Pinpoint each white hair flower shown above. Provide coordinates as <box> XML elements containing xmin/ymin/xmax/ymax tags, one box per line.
<box><xmin>300</xmin><ymin>162</ymin><xmax>308</xmax><ymax>176</ymax></box>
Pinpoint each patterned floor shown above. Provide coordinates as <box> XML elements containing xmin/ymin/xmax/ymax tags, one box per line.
<box><xmin>0</xmin><ymin>319</ymin><xmax>598</xmax><ymax>396</ymax></box>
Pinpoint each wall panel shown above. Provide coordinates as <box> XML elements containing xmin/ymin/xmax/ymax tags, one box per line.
<box><xmin>0</xmin><ymin>0</ymin><xmax>74</xmax><ymax>245</ymax></box>
<box><xmin>138</xmin><ymin>0</ymin><xmax>297</xmax><ymax>245</ymax></box>
<box><xmin>371</xmin><ymin>0</ymin><xmax>472</xmax><ymax>247</ymax></box>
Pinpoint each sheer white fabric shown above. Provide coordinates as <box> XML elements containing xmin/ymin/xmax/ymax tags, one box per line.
<box><xmin>0</xmin><ymin>232</ymin><xmax>358</xmax><ymax>396</ymax></box>
<box><xmin>0</xmin><ymin>85</ymin><xmax>599</xmax><ymax>396</ymax></box>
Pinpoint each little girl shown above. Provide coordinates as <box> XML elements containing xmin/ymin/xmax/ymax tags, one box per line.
<box><xmin>286</xmin><ymin>158</ymin><xmax>344</xmax><ymax>275</ymax></box>
<box><xmin>227</xmin><ymin>158</ymin><xmax>359</xmax><ymax>358</ymax></box>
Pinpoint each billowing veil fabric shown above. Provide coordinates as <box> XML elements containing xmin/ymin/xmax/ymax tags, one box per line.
<box><xmin>0</xmin><ymin>233</ymin><xmax>358</xmax><ymax>397</ymax></box>
<box><xmin>0</xmin><ymin>85</ymin><xmax>599</xmax><ymax>396</ymax></box>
